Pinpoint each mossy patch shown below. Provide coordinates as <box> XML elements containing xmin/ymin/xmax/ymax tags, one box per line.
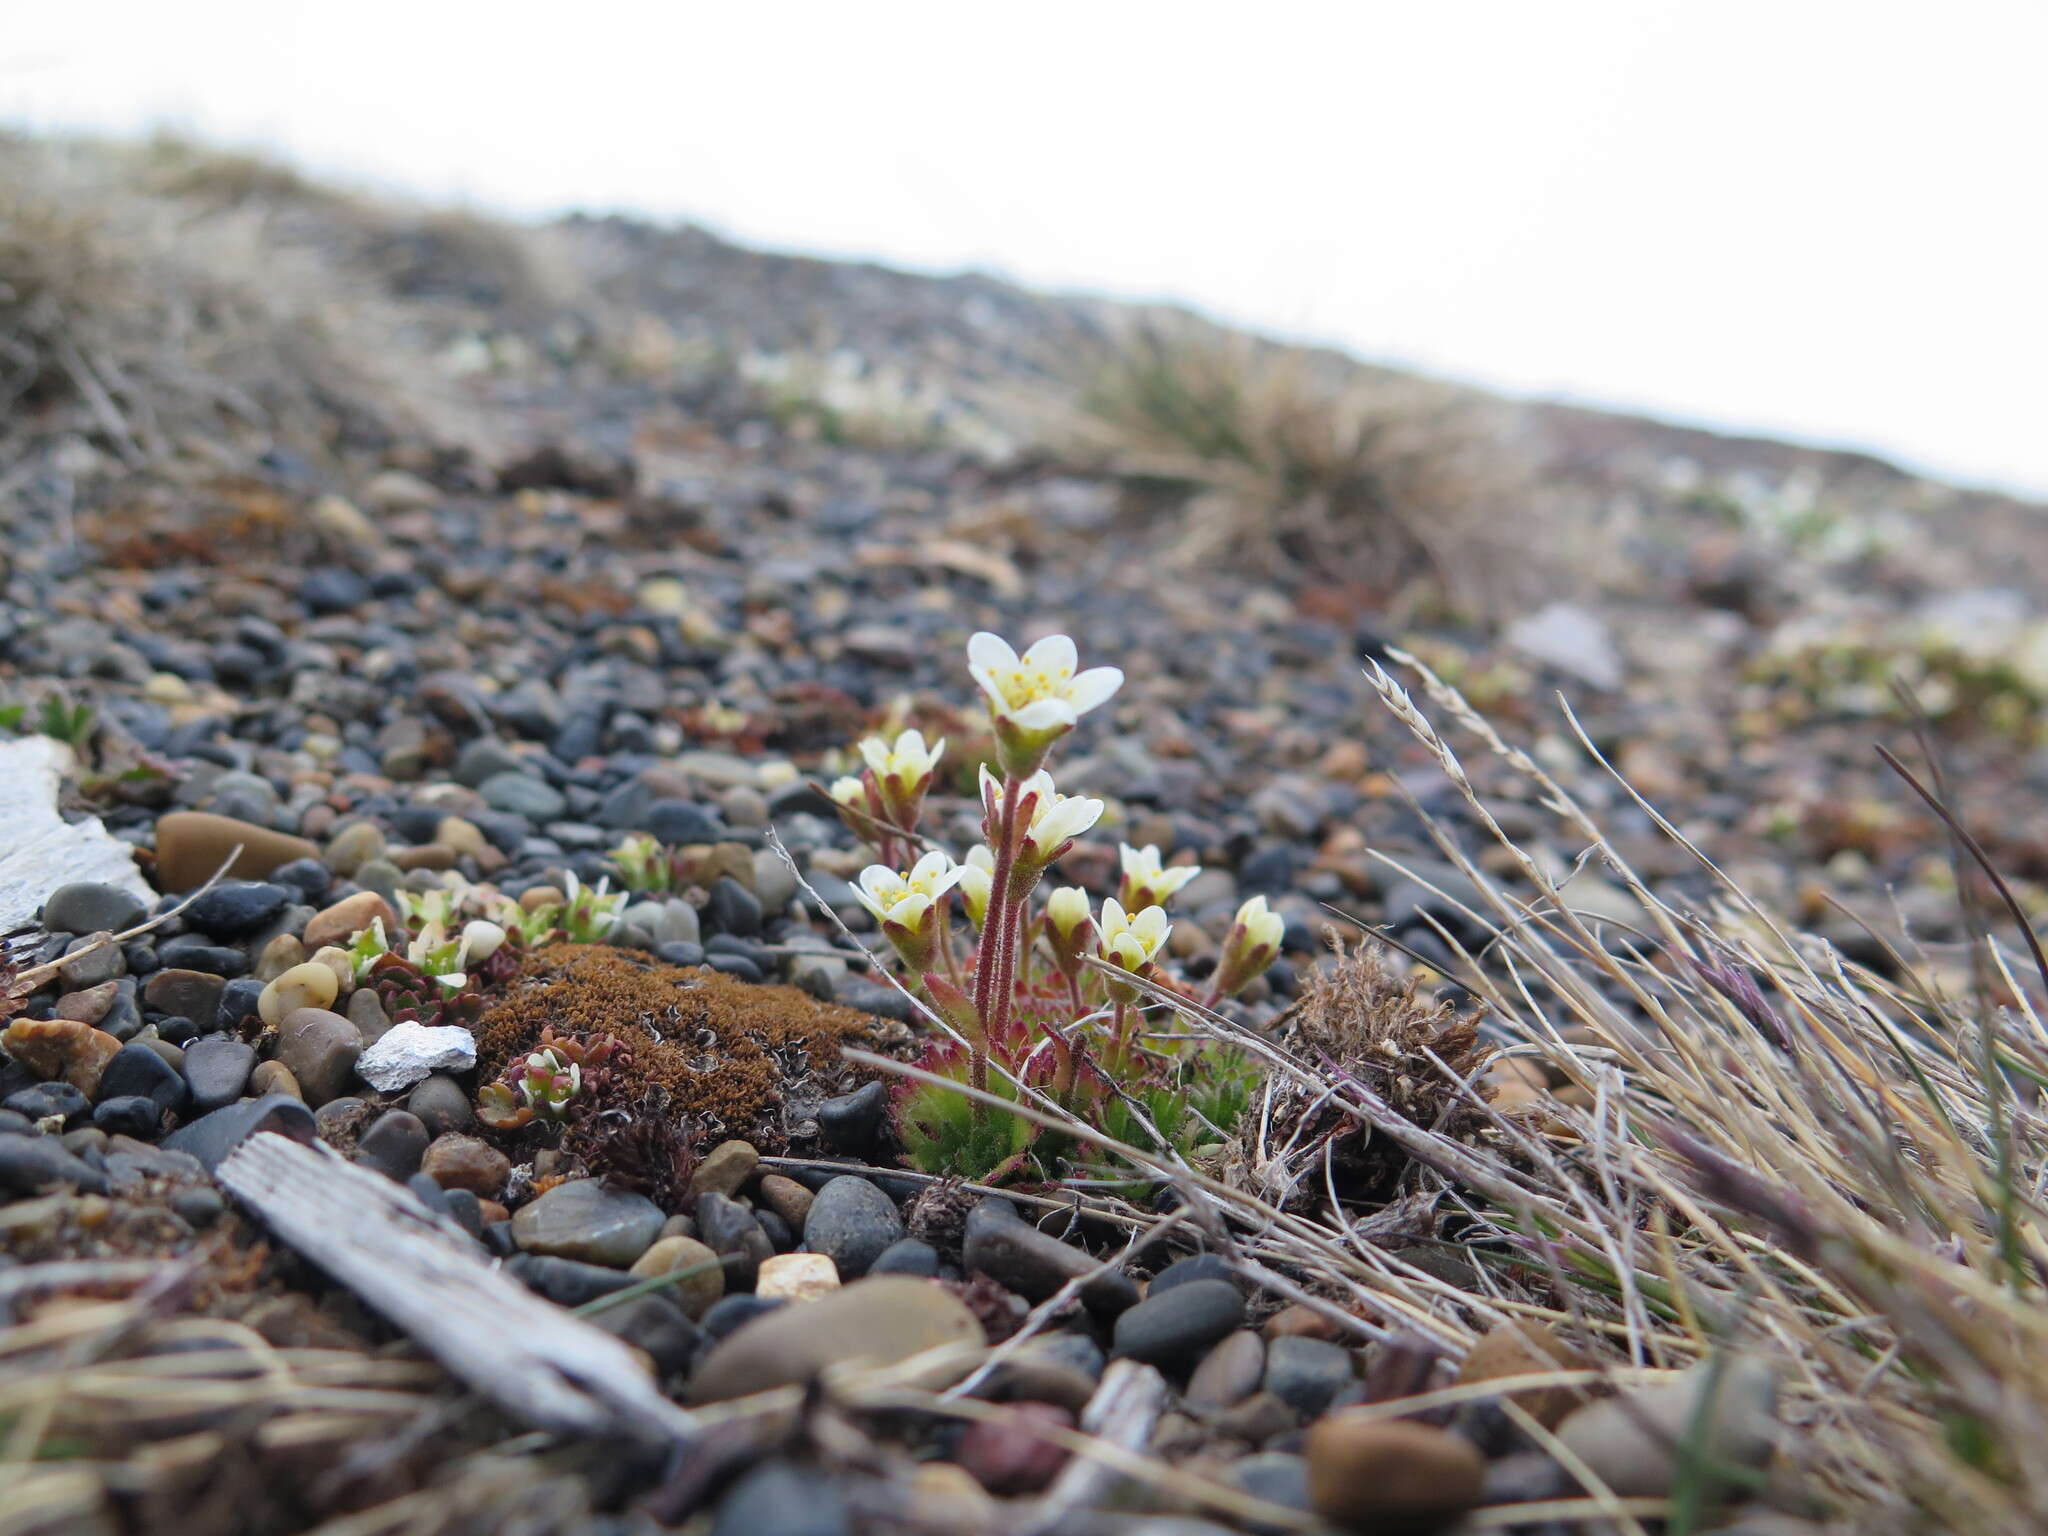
<box><xmin>473</xmin><ymin>944</ymin><xmax>905</xmax><ymax>1148</ymax></box>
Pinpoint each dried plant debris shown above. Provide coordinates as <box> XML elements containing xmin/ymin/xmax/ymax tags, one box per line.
<box><xmin>1250</xmin><ymin>939</ymin><xmax>1493</xmax><ymax>1206</ymax></box>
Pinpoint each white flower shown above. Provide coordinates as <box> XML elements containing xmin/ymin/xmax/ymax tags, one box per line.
<box><xmin>968</xmin><ymin>632</ymin><xmax>1122</xmax><ymax>735</ymax></box>
<box><xmin>1232</xmin><ymin>895</ymin><xmax>1285</xmax><ymax>955</ymax></box>
<box><xmin>1118</xmin><ymin>844</ymin><xmax>1201</xmax><ymax>908</ymax></box>
<box><xmin>858</xmin><ymin>728</ymin><xmax>945</xmax><ymax>794</ymax></box>
<box><xmin>1097</xmin><ymin>898</ymin><xmax>1171</xmax><ymax>972</ymax></box>
<box><xmin>1045</xmin><ymin>885</ymin><xmax>1094</xmax><ymax>940</ymax></box>
<box><xmin>828</xmin><ymin>775</ymin><xmax>866</xmax><ymax>807</ymax></box>
<box><xmin>853</xmin><ymin>849</ymin><xmax>965</xmax><ymax>929</ymax></box>
<box><xmin>956</xmin><ymin>844</ymin><xmax>995</xmax><ymax>927</ymax></box>
<box><xmin>1001</xmin><ymin>768</ymin><xmax>1105</xmax><ymax>863</ymax></box>
<box><xmin>458</xmin><ymin>919</ymin><xmax>506</xmax><ymax>968</ymax></box>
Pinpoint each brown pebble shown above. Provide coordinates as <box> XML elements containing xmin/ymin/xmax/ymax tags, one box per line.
<box><xmin>153</xmin><ymin>811</ymin><xmax>319</xmax><ymax>892</ymax></box>
<box><xmin>688</xmin><ymin>1138</ymin><xmax>760</xmax><ymax>1201</ymax></box>
<box><xmin>421</xmin><ymin>1133</ymin><xmax>512</xmax><ymax>1198</ymax></box>
<box><xmin>393</xmin><ymin>844</ymin><xmax>458</xmax><ymax>872</ymax></box>
<box><xmin>53</xmin><ymin>983</ymin><xmax>118</xmax><ymax>1025</ymax></box>
<box><xmin>303</xmin><ymin>891</ymin><xmax>401</xmax><ymax>951</ymax></box>
<box><xmin>1456</xmin><ymin>1319</ymin><xmax>1593</xmax><ymax>1429</ymax></box>
<box><xmin>1305</xmin><ymin>1415</ymin><xmax>1484</xmax><ymax>1533</ymax></box>
<box><xmin>1264</xmin><ymin>1302</ymin><xmax>1346</xmax><ymax>1342</ymax></box>
<box><xmin>250</xmin><ymin>1060</ymin><xmax>302</xmax><ymax>1098</ymax></box>
<box><xmin>478</xmin><ymin>1199</ymin><xmax>510</xmax><ymax>1225</ymax></box>
<box><xmin>758</xmin><ymin>1173</ymin><xmax>814</xmax><ymax>1230</ymax></box>
<box><xmin>0</xmin><ymin>1018</ymin><xmax>123</xmax><ymax>1096</ymax></box>
<box><xmin>1187</xmin><ymin>1329</ymin><xmax>1266</xmax><ymax>1408</ymax></box>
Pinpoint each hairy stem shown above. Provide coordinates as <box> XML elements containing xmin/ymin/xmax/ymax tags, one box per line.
<box><xmin>969</xmin><ymin>776</ymin><xmax>1021</xmax><ymax>1093</ymax></box>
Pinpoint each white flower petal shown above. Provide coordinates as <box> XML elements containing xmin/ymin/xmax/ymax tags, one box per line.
<box><xmin>1021</xmin><ymin>633</ymin><xmax>1078</xmax><ymax>677</ymax></box>
<box><xmin>968</xmin><ymin>665</ymin><xmax>1010</xmax><ymax>710</ymax></box>
<box><xmin>860</xmin><ymin>736</ymin><xmax>891</xmax><ymax>774</ymax></box>
<box><xmin>886</xmin><ymin>892</ymin><xmax>933</xmax><ymax>930</ymax></box>
<box><xmin>1009</xmin><ymin>697</ymin><xmax>1076</xmax><ymax>733</ymax></box>
<box><xmin>1065</xmin><ymin>666</ymin><xmax>1124</xmax><ymax>716</ymax></box>
<box><xmin>968</xmin><ymin>631</ymin><xmax>1019</xmax><ymax>674</ymax></box>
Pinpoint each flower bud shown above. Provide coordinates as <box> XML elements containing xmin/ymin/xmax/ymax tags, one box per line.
<box><xmin>1118</xmin><ymin>843</ymin><xmax>1201</xmax><ymax>912</ymax></box>
<box><xmin>1044</xmin><ymin>886</ymin><xmax>1096</xmax><ymax>980</ymax></box>
<box><xmin>956</xmin><ymin>845</ymin><xmax>995</xmax><ymax>929</ymax></box>
<box><xmin>1213</xmin><ymin>895</ymin><xmax>1285</xmax><ymax>997</ymax></box>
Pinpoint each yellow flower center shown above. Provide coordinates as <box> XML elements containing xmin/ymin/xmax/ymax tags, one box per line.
<box><xmin>992</xmin><ymin>657</ymin><xmax>1074</xmax><ymax>711</ymax></box>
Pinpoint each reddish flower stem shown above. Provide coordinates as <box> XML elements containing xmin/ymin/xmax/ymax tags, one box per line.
<box><xmin>968</xmin><ymin>776</ymin><xmax>1020</xmax><ymax>1093</ymax></box>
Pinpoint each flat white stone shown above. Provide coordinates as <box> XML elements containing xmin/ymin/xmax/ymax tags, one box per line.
<box><xmin>1507</xmin><ymin>603</ymin><xmax>1624</xmax><ymax>691</ymax></box>
<box><xmin>0</xmin><ymin>737</ymin><xmax>157</xmax><ymax>931</ymax></box>
<box><xmin>355</xmin><ymin>1021</ymin><xmax>477</xmax><ymax>1092</ymax></box>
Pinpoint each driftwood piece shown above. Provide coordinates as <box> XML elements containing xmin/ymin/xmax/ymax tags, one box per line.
<box><xmin>217</xmin><ymin>1131</ymin><xmax>697</xmax><ymax>1444</ymax></box>
<box><xmin>1020</xmin><ymin>1357</ymin><xmax>1168</xmax><ymax>1534</ymax></box>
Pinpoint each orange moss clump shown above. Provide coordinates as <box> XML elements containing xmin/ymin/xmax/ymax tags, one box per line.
<box><xmin>474</xmin><ymin>945</ymin><xmax>905</xmax><ymax>1148</ymax></box>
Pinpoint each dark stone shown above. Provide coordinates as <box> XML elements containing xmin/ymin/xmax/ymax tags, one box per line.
<box><xmin>756</xmin><ymin>1209</ymin><xmax>793</xmax><ymax>1252</ymax></box>
<box><xmin>43</xmin><ymin>882</ymin><xmax>149</xmax><ymax>936</ymax></box>
<box><xmin>643</xmin><ymin>799</ymin><xmax>722</xmax><ymax>844</ymax></box>
<box><xmin>443</xmin><ymin>1187</ymin><xmax>484</xmax><ymax>1237</ymax></box>
<box><xmin>830</xmin><ymin>976</ymin><xmax>916</xmax><ymax>1023</ymax></box>
<box><xmin>586</xmin><ymin>1293</ymin><xmax>704</xmax><ymax>1375</ymax></box>
<box><xmin>157</xmin><ymin>935</ymin><xmax>246</xmax><ymax>977</ymax></box>
<box><xmin>1225</xmin><ymin>1451</ymin><xmax>1313</xmax><ymax>1533</ymax></box>
<box><xmin>700</xmin><ymin>1293</ymin><xmax>785</xmax><ymax>1341</ymax></box>
<box><xmin>214</xmin><ymin>977</ymin><xmax>267</xmax><ymax>1029</ymax></box>
<box><xmin>92</xmin><ymin>1095</ymin><xmax>163</xmax><ymax>1138</ymax></box>
<box><xmin>184</xmin><ymin>881</ymin><xmax>291</xmax><ymax>939</ymax></box>
<box><xmin>1149</xmin><ymin>1252</ymin><xmax>1241</xmax><ymax>1296</ymax></box>
<box><xmin>815</xmin><ymin>1079</ymin><xmax>888</xmax><ymax>1156</ymax></box>
<box><xmin>694</xmin><ymin>1191</ymin><xmax>772</xmax><ymax>1289</ymax></box>
<box><xmin>161</xmin><ymin>1093</ymin><xmax>317</xmax><ymax>1172</ymax></box>
<box><xmin>506</xmin><ymin>1253</ymin><xmax>637</xmax><ymax>1307</ymax></box>
<box><xmin>1237</xmin><ymin>844</ymin><xmax>1302</xmax><ymax>894</ymax></box>
<box><xmin>704</xmin><ymin>877</ymin><xmax>761</xmax><ymax>937</ymax></box>
<box><xmin>1112</xmin><ymin>1278</ymin><xmax>1245</xmax><ymax>1368</ymax></box>
<box><xmin>97</xmin><ymin>1043</ymin><xmax>187</xmax><ymax>1112</ymax></box>
<box><xmin>0</xmin><ymin>1132</ymin><xmax>111</xmax><ymax>1195</ymax></box>
<box><xmin>182</xmin><ymin>1035</ymin><xmax>256</xmax><ymax>1112</ymax></box>
<box><xmin>5</xmin><ymin>1082</ymin><xmax>90</xmax><ymax>1124</ymax></box>
<box><xmin>171</xmin><ymin>1187</ymin><xmax>226</xmax><ymax>1227</ymax></box>
<box><xmin>655</xmin><ymin>941</ymin><xmax>706</xmax><ymax>969</ymax></box>
<box><xmin>300</xmin><ymin>568</ymin><xmax>371</xmax><ymax>614</ymax></box>
<box><xmin>270</xmin><ymin>857</ymin><xmax>333</xmax><ymax>900</ymax></box>
<box><xmin>405</xmin><ymin>1075</ymin><xmax>473</xmax><ymax>1136</ymax></box>
<box><xmin>870</xmin><ymin>1237</ymin><xmax>940</xmax><ymax>1277</ymax></box>
<box><xmin>1262</xmin><ymin>1334</ymin><xmax>1354</xmax><ymax>1417</ymax></box>
<box><xmin>964</xmin><ymin>1198</ymin><xmax>1139</xmax><ymax>1316</ymax></box>
<box><xmin>356</xmin><ymin>1110</ymin><xmax>430</xmax><ymax>1181</ymax></box>
<box><xmin>154</xmin><ymin>1016</ymin><xmax>201</xmax><ymax>1046</ymax></box>
<box><xmin>706</xmin><ymin>953</ymin><xmax>762</xmax><ymax>983</ymax></box>
<box><xmin>97</xmin><ymin>991</ymin><xmax>145</xmax><ymax>1041</ymax></box>
<box><xmin>802</xmin><ymin>1175</ymin><xmax>904</xmax><ymax>1280</ymax></box>
<box><xmin>710</xmin><ymin>1459</ymin><xmax>850</xmax><ymax>1536</ymax></box>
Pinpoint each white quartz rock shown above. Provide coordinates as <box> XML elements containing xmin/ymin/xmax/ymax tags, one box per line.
<box><xmin>355</xmin><ymin>1022</ymin><xmax>478</xmax><ymax>1092</ymax></box>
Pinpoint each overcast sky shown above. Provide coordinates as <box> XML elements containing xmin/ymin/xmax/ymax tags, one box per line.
<box><xmin>8</xmin><ymin>2</ymin><xmax>2046</xmax><ymax>497</ymax></box>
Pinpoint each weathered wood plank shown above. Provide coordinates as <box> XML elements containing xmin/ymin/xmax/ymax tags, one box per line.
<box><xmin>217</xmin><ymin>1131</ymin><xmax>697</xmax><ymax>1444</ymax></box>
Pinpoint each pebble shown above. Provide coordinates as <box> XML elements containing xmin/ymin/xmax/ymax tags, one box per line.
<box><xmin>94</xmin><ymin>1095</ymin><xmax>163</xmax><ymax>1138</ymax></box>
<box><xmin>153</xmin><ymin>812</ymin><xmax>318</xmax><ymax>891</ymax></box>
<box><xmin>756</xmin><ymin>1252</ymin><xmax>841</xmax><ymax>1301</ymax></box>
<box><xmin>249</xmin><ymin>1060</ymin><xmax>301</xmax><ymax>1099</ymax></box>
<box><xmin>346</xmin><ymin>987</ymin><xmax>392</xmax><ymax>1045</ymax></box>
<box><xmin>421</xmin><ymin>1134</ymin><xmax>511</xmax><ymax>1197</ymax></box>
<box><xmin>955</xmin><ymin>1401</ymin><xmax>1074</xmax><ymax>1494</ymax></box>
<box><xmin>1304</xmin><ymin>1416</ymin><xmax>1486</xmax><ymax>1533</ymax></box>
<box><xmin>964</xmin><ymin>1199</ymin><xmax>1138</xmax><ymax>1315</ymax></box>
<box><xmin>757</xmin><ymin>1172</ymin><xmax>814</xmax><ymax>1230</ymax></box>
<box><xmin>43</xmin><ymin>881</ymin><xmax>149</xmax><ymax>936</ymax></box>
<box><xmin>0</xmin><ymin>1018</ymin><xmax>123</xmax><ymax>1096</ymax></box>
<box><xmin>54</xmin><ymin>982</ymin><xmax>117</xmax><ymax>1025</ymax></box>
<box><xmin>1554</xmin><ymin>1356</ymin><xmax>1778</xmax><ymax>1500</ymax></box>
<box><xmin>511</xmin><ymin>1177</ymin><xmax>665</xmax><ymax>1267</ymax></box>
<box><xmin>815</xmin><ymin>1080</ymin><xmax>888</xmax><ymax>1155</ymax></box>
<box><xmin>59</xmin><ymin>935</ymin><xmax>125</xmax><ymax>988</ymax></box>
<box><xmin>323</xmin><ymin>821</ymin><xmax>387</xmax><ymax>876</ymax></box>
<box><xmin>1149</xmin><ymin>1252</ymin><xmax>1240</xmax><ymax>1296</ymax></box>
<box><xmin>1186</xmin><ymin>1329</ymin><xmax>1266</xmax><ymax>1408</ymax></box>
<box><xmin>0</xmin><ymin>1131</ymin><xmax>111</xmax><ymax>1195</ymax></box>
<box><xmin>7</xmin><ymin>1082</ymin><xmax>90</xmax><ymax>1124</ymax></box>
<box><xmin>629</xmin><ymin>1234</ymin><xmax>727</xmax><ymax>1316</ymax></box>
<box><xmin>161</xmin><ymin>1093</ymin><xmax>317</xmax><ymax>1171</ymax></box>
<box><xmin>1261</xmin><ymin>1334</ymin><xmax>1354</xmax><ymax>1417</ymax></box>
<box><xmin>695</xmin><ymin>1191</ymin><xmax>774</xmax><ymax>1289</ymax></box>
<box><xmin>146</xmin><ymin>968</ymin><xmax>227</xmax><ymax>1023</ymax></box>
<box><xmin>354</xmin><ymin>1021</ymin><xmax>476</xmax><ymax>1091</ymax></box>
<box><xmin>1456</xmin><ymin>1318</ymin><xmax>1591</xmax><ymax>1429</ymax></box>
<box><xmin>96</xmin><ymin>1042</ymin><xmax>187</xmax><ymax>1113</ymax></box>
<box><xmin>710</xmin><ymin>1460</ymin><xmax>851</xmax><ymax>1536</ymax></box>
<box><xmin>356</xmin><ymin>1109</ymin><xmax>430</xmax><ymax>1180</ymax></box>
<box><xmin>507</xmin><ymin>1253</ymin><xmax>636</xmax><ymax>1308</ymax></box>
<box><xmin>687</xmin><ymin>1275</ymin><xmax>985</xmax><ymax>1403</ymax></box>
<box><xmin>1111</xmin><ymin>1279</ymin><xmax>1245</xmax><ymax>1368</ymax></box>
<box><xmin>801</xmin><ymin>1175</ymin><xmax>904</xmax><ymax>1279</ymax></box>
<box><xmin>184</xmin><ymin>880</ymin><xmax>291</xmax><ymax>938</ymax></box>
<box><xmin>302</xmin><ymin>891</ymin><xmax>402</xmax><ymax>952</ymax></box>
<box><xmin>273</xmin><ymin>1007</ymin><xmax>363</xmax><ymax>1105</ymax></box>
<box><xmin>688</xmin><ymin>1138</ymin><xmax>759</xmax><ymax>1200</ymax></box>
<box><xmin>405</xmin><ymin>1074</ymin><xmax>474</xmax><ymax>1135</ymax></box>
<box><xmin>258</xmin><ymin>962</ymin><xmax>340</xmax><ymax>1027</ymax></box>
